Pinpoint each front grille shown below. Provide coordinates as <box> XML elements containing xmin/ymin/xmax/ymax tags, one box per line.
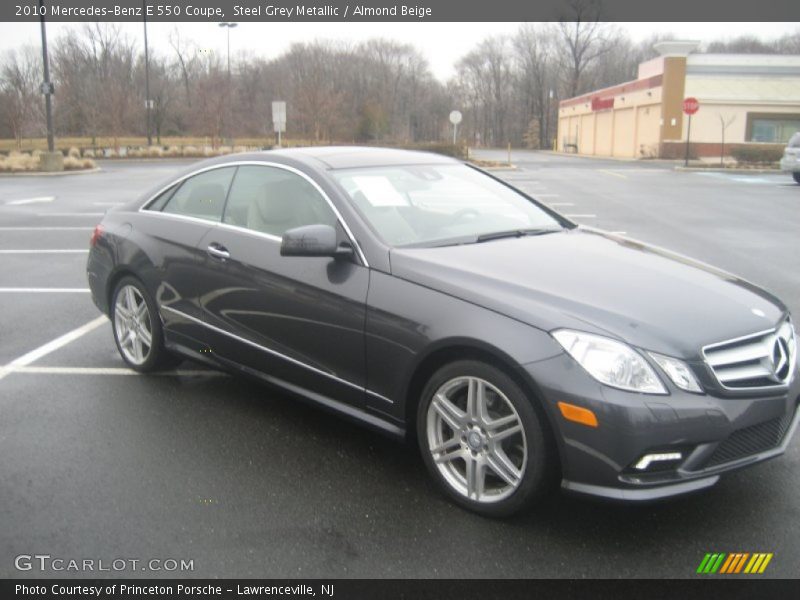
<box><xmin>705</xmin><ymin>408</ymin><xmax>796</xmax><ymax>468</ymax></box>
<box><xmin>703</xmin><ymin>320</ymin><xmax>796</xmax><ymax>389</ymax></box>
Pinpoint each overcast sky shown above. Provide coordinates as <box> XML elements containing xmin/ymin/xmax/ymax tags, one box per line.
<box><xmin>1</xmin><ymin>21</ymin><xmax>797</xmax><ymax>81</ymax></box>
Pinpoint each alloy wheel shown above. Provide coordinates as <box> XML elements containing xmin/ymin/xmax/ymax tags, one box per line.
<box><xmin>113</xmin><ymin>284</ymin><xmax>153</xmax><ymax>366</ymax></box>
<box><xmin>426</xmin><ymin>376</ymin><xmax>528</xmax><ymax>503</ymax></box>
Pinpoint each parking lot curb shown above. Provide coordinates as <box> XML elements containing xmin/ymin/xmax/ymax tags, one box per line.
<box><xmin>0</xmin><ymin>167</ymin><xmax>102</xmax><ymax>178</ymax></box>
<box><xmin>673</xmin><ymin>166</ymin><xmax>782</xmax><ymax>174</ymax></box>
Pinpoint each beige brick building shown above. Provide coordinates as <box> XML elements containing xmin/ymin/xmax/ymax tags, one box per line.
<box><xmin>557</xmin><ymin>41</ymin><xmax>800</xmax><ymax>159</ymax></box>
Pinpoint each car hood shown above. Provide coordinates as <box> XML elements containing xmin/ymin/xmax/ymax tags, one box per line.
<box><xmin>389</xmin><ymin>229</ymin><xmax>787</xmax><ymax>359</ymax></box>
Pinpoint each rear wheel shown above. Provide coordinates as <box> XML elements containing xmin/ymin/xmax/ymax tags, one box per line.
<box><xmin>111</xmin><ymin>276</ymin><xmax>177</xmax><ymax>372</ymax></box>
<box><xmin>793</xmin><ymin>172</ymin><xmax>800</xmax><ymax>184</ymax></box>
<box><xmin>417</xmin><ymin>360</ymin><xmax>556</xmax><ymax>517</ymax></box>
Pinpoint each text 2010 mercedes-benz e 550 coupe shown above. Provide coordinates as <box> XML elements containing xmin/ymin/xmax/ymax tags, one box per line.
<box><xmin>87</xmin><ymin>147</ymin><xmax>799</xmax><ymax>516</ymax></box>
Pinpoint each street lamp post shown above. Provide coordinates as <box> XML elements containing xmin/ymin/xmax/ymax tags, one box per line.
<box><xmin>218</xmin><ymin>22</ymin><xmax>238</xmax><ymax>79</ymax></box>
<box><xmin>38</xmin><ymin>0</ymin><xmax>54</xmax><ymax>153</ymax></box>
<box><xmin>143</xmin><ymin>0</ymin><xmax>152</xmax><ymax>146</ymax></box>
<box><xmin>218</xmin><ymin>22</ymin><xmax>238</xmax><ymax>144</ymax></box>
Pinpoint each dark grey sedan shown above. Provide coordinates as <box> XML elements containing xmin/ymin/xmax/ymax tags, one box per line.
<box><xmin>87</xmin><ymin>147</ymin><xmax>799</xmax><ymax>516</ymax></box>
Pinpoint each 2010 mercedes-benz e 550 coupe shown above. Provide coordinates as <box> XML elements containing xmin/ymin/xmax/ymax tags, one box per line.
<box><xmin>87</xmin><ymin>147</ymin><xmax>799</xmax><ymax>516</ymax></box>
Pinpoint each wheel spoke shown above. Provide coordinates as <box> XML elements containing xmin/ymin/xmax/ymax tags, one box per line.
<box><xmin>430</xmin><ymin>436</ymin><xmax>461</xmax><ymax>455</ymax></box>
<box><xmin>135</xmin><ymin>300</ymin><xmax>148</xmax><ymax>321</ymax></box>
<box><xmin>118</xmin><ymin>330</ymin><xmax>132</xmax><ymax>348</ymax></box>
<box><xmin>466</xmin><ymin>378</ymin><xmax>487</xmax><ymax>422</ymax></box>
<box><xmin>138</xmin><ymin>325</ymin><xmax>152</xmax><ymax>348</ymax></box>
<box><xmin>125</xmin><ymin>286</ymin><xmax>137</xmax><ymax>313</ymax></box>
<box><xmin>486</xmin><ymin>448</ymin><xmax>522</xmax><ymax>488</ymax></box>
<box><xmin>115</xmin><ymin>303</ymin><xmax>132</xmax><ymax>319</ymax></box>
<box><xmin>132</xmin><ymin>338</ymin><xmax>144</xmax><ymax>363</ymax></box>
<box><xmin>485</xmin><ymin>413</ymin><xmax>518</xmax><ymax>434</ymax></box>
<box><xmin>488</xmin><ymin>420</ymin><xmax>522</xmax><ymax>443</ymax></box>
<box><xmin>465</xmin><ymin>458</ymin><xmax>486</xmax><ymax>500</ymax></box>
<box><xmin>432</xmin><ymin>393</ymin><xmax>466</xmax><ymax>431</ymax></box>
<box><xmin>433</xmin><ymin>447</ymin><xmax>465</xmax><ymax>464</ymax></box>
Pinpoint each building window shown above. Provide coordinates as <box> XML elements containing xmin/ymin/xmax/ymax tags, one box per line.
<box><xmin>747</xmin><ymin>114</ymin><xmax>800</xmax><ymax>144</ymax></box>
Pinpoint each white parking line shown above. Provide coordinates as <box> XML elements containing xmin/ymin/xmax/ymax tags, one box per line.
<box><xmin>0</xmin><ymin>288</ymin><xmax>90</xmax><ymax>293</ymax></box>
<box><xmin>5</xmin><ymin>196</ymin><xmax>55</xmax><ymax>206</ymax></box>
<box><xmin>11</xmin><ymin>366</ymin><xmax>228</xmax><ymax>377</ymax></box>
<box><xmin>548</xmin><ymin>202</ymin><xmax>575</xmax><ymax>207</ymax></box>
<box><xmin>0</xmin><ymin>249</ymin><xmax>88</xmax><ymax>254</ymax></box>
<box><xmin>0</xmin><ymin>227</ymin><xmax>93</xmax><ymax>231</ymax></box>
<box><xmin>597</xmin><ymin>169</ymin><xmax>628</xmax><ymax>179</ymax></box>
<box><xmin>0</xmin><ymin>315</ymin><xmax>107</xmax><ymax>382</ymax></box>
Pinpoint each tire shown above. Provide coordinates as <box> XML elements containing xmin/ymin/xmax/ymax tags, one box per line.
<box><xmin>111</xmin><ymin>276</ymin><xmax>179</xmax><ymax>372</ymax></box>
<box><xmin>417</xmin><ymin>360</ymin><xmax>556</xmax><ymax>517</ymax></box>
<box><xmin>793</xmin><ymin>172</ymin><xmax>800</xmax><ymax>184</ymax></box>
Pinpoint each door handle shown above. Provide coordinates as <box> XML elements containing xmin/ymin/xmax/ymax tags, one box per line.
<box><xmin>207</xmin><ymin>243</ymin><xmax>230</xmax><ymax>260</ymax></box>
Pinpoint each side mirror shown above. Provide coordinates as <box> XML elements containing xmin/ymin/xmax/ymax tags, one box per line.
<box><xmin>280</xmin><ymin>224</ymin><xmax>353</xmax><ymax>258</ymax></box>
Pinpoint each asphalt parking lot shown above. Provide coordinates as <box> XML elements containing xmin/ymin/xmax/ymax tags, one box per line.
<box><xmin>1</xmin><ymin>152</ymin><xmax>798</xmax><ymax>579</ymax></box>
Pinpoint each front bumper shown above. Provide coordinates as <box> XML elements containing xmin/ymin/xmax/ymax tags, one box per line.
<box><xmin>780</xmin><ymin>155</ymin><xmax>800</xmax><ymax>173</ymax></box>
<box><xmin>523</xmin><ymin>353</ymin><xmax>800</xmax><ymax>501</ymax></box>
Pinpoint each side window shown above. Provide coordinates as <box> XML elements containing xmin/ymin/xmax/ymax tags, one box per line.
<box><xmin>145</xmin><ymin>184</ymin><xmax>177</xmax><ymax>211</ymax></box>
<box><xmin>223</xmin><ymin>166</ymin><xmax>337</xmax><ymax>237</ymax></box>
<box><xmin>161</xmin><ymin>167</ymin><xmax>236</xmax><ymax>222</ymax></box>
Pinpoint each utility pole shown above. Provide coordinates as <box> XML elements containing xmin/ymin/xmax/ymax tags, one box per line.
<box><xmin>38</xmin><ymin>0</ymin><xmax>54</xmax><ymax>153</ymax></box>
<box><xmin>143</xmin><ymin>0</ymin><xmax>152</xmax><ymax>146</ymax></box>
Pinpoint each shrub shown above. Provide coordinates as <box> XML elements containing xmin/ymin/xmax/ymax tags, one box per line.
<box><xmin>63</xmin><ymin>156</ymin><xmax>96</xmax><ymax>170</ymax></box>
<box><xmin>67</xmin><ymin>146</ymin><xmax>81</xmax><ymax>158</ymax></box>
<box><xmin>730</xmin><ymin>146</ymin><xmax>783</xmax><ymax>164</ymax></box>
<box><xmin>0</xmin><ymin>153</ymin><xmax>38</xmax><ymax>171</ymax></box>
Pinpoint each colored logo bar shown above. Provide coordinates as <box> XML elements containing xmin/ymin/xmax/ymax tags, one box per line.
<box><xmin>697</xmin><ymin>553</ymin><xmax>773</xmax><ymax>574</ymax></box>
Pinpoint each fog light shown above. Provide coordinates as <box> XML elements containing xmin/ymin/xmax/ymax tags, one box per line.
<box><xmin>634</xmin><ymin>452</ymin><xmax>683</xmax><ymax>470</ymax></box>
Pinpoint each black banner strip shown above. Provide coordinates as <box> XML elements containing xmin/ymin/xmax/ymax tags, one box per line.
<box><xmin>3</xmin><ymin>0</ymin><xmax>800</xmax><ymax>23</ymax></box>
<box><xmin>4</xmin><ymin>579</ymin><xmax>800</xmax><ymax>600</ymax></box>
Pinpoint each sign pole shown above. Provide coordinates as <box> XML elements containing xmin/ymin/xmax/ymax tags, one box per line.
<box><xmin>681</xmin><ymin>97</ymin><xmax>699</xmax><ymax>167</ymax></box>
<box><xmin>449</xmin><ymin>110</ymin><xmax>462</xmax><ymax>149</ymax></box>
<box><xmin>684</xmin><ymin>114</ymin><xmax>692</xmax><ymax>168</ymax></box>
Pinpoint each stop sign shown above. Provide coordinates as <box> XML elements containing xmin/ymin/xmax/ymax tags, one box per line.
<box><xmin>683</xmin><ymin>97</ymin><xmax>700</xmax><ymax>115</ymax></box>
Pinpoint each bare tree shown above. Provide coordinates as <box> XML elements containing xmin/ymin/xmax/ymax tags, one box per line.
<box><xmin>557</xmin><ymin>0</ymin><xmax>612</xmax><ymax>97</ymax></box>
<box><xmin>0</xmin><ymin>47</ymin><xmax>42</xmax><ymax>149</ymax></box>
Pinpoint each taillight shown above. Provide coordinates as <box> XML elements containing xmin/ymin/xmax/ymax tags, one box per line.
<box><xmin>90</xmin><ymin>224</ymin><xmax>104</xmax><ymax>247</ymax></box>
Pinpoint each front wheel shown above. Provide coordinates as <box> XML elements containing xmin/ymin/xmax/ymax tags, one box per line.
<box><xmin>111</xmin><ymin>276</ymin><xmax>178</xmax><ymax>372</ymax></box>
<box><xmin>417</xmin><ymin>360</ymin><xmax>556</xmax><ymax>517</ymax></box>
<box><xmin>793</xmin><ymin>172</ymin><xmax>800</xmax><ymax>184</ymax></box>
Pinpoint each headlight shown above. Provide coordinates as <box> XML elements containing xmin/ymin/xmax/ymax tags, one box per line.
<box><xmin>648</xmin><ymin>352</ymin><xmax>703</xmax><ymax>393</ymax></box>
<box><xmin>553</xmin><ymin>330</ymin><xmax>667</xmax><ymax>394</ymax></box>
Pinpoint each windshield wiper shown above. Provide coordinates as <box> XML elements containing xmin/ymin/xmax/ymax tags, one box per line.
<box><xmin>476</xmin><ymin>228</ymin><xmax>559</xmax><ymax>243</ymax></box>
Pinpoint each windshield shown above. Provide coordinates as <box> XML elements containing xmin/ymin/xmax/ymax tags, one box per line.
<box><xmin>331</xmin><ymin>163</ymin><xmax>565</xmax><ymax>247</ymax></box>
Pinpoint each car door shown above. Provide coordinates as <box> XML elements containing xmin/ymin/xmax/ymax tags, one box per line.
<box><xmin>137</xmin><ymin>166</ymin><xmax>236</xmax><ymax>347</ymax></box>
<box><xmin>197</xmin><ymin>164</ymin><xmax>369</xmax><ymax>408</ymax></box>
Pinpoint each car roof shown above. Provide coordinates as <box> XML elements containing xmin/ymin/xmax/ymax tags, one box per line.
<box><xmin>224</xmin><ymin>146</ymin><xmax>460</xmax><ymax>170</ymax></box>
<box><xmin>126</xmin><ymin>146</ymin><xmax>462</xmax><ymax>211</ymax></box>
